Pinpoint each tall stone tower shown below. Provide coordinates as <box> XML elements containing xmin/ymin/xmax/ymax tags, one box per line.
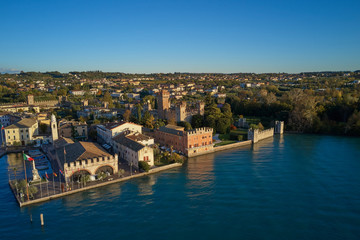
<box><xmin>27</xmin><ymin>95</ymin><xmax>34</xmax><ymax>105</ymax></box>
<box><xmin>197</xmin><ymin>102</ymin><xmax>205</xmax><ymax>115</ymax></box>
<box><xmin>176</xmin><ymin>101</ymin><xmax>187</xmax><ymax>122</ymax></box>
<box><xmin>274</xmin><ymin>121</ymin><xmax>284</xmax><ymax>134</ymax></box>
<box><xmin>51</xmin><ymin>114</ymin><xmax>58</xmax><ymax>143</ymax></box>
<box><xmin>157</xmin><ymin>90</ymin><xmax>170</xmax><ymax>119</ymax></box>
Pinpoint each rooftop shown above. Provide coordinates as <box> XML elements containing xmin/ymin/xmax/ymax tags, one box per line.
<box><xmin>56</xmin><ymin>141</ymin><xmax>112</xmax><ymax>164</ymax></box>
<box><xmin>158</xmin><ymin>124</ymin><xmax>184</xmax><ymax>136</ymax></box>
<box><xmin>5</xmin><ymin>118</ymin><xmax>37</xmax><ymax>129</ymax></box>
<box><xmin>113</xmin><ymin>134</ymin><xmax>146</xmax><ymax>152</ymax></box>
<box><xmin>126</xmin><ymin>132</ymin><xmax>153</xmax><ymax>142</ymax></box>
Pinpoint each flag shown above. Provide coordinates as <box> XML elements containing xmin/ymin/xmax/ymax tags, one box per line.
<box><xmin>1</xmin><ymin>125</ymin><xmax>4</xmax><ymax>130</ymax></box>
<box><xmin>53</xmin><ymin>172</ymin><xmax>57</xmax><ymax>177</ymax></box>
<box><xmin>64</xmin><ymin>147</ymin><xmax>66</xmax><ymax>155</ymax></box>
<box><xmin>23</xmin><ymin>153</ymin><xmax>34</xmax><ymax>161</ymax></box>
<box><xmin>59</xmin><ymin>169</ymin><xmax>64</xmax><ymax>175</ymax></box>
<box><xmin>45</xmin><ymin>172</ymin><xmax>49</xmax><ymax>179</ymax></box>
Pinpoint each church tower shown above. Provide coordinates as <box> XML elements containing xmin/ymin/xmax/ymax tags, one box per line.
<box><xmin>51</xmin><ymin>114</ymin><xmax>58</xmax><ymax>143</ymax></box>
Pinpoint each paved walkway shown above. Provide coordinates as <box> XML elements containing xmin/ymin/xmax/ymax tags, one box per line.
<box><xmin>213</xmin><ymin>134</ymin><xmax>221</xmax><ymax>144</ymax></box>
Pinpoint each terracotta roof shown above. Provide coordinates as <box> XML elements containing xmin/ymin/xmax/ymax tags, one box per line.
<box><xmin>56</xmin><ymin>141</ymin><xmax>111</xmax><ymax>164</ymax></box>
<box><xmin>158</xmin><ymin>125</ymin><xmax>184</xmax><ymax>136</ymax></box>
<box><xmin>126</xmin><ymin>132</ymin><xmax>152</xmax><ymax>142</ymax></box>
<box><xmin>54</xmin><ymin>137</ymin><xmax>74</xmax><ymax>148</ymax></box>
<box><xmin>113</xmin><ymin>134</ymin><xmax>146</xmax><ymax>152</ymax></box>
<box><xmin>5</xmin><ymin>118</ymin><xmax>37</xmax><ymax>129</ymax></box>
<box><xmin>101</xmin><ymin>121</ymin><xmax>127</xmax><ymax>130</ymax></box>
<box><xmin>101</xmin><ymin>121</ymin><xmax>142</xmax><ymax>130</ymax></box>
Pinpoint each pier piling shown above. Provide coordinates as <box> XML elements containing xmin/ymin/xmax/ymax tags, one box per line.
<box><xmin>40</xmin><ymin>214</ymin><xmax>44</xmax><ymax>226</ymax></box>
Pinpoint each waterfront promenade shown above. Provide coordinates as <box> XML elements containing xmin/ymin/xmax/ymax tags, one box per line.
<box><xmin>9</xmin><ymin>161</ymin><xmax>182</xmax><ymax>207</ymax></box>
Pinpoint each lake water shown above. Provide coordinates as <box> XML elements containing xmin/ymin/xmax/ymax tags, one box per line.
<box><xmin>1</xmin><ymin>134</ymin><xmax>360</xmax><ymax>240</ymax></box>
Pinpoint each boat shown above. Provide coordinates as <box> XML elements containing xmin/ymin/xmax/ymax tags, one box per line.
<box><xmin>28</xmin><ymin>150</ymin><xmax>42</xmax><ymax>157</ymax></box>
<box><xmin>36</xmin><ymin>165</ymin><xmax>49</xmax><ymax>171</ymax></box>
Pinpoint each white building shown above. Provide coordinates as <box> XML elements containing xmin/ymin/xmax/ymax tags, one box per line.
<box><xmin>112</xmin><ymin>133</ymin><xmax>154</xmax><ymax>168</ymax></box>
<box><xmin>4</xmin><ymin>118</ymin><xmax>38</xmax><ymax>146</ymax></box>
<box><xmin>96</xmin><ymin>121</ymin><xmax>142</xmax><ymax>145</ymax></box>
<box><xmin>69</xmin><ymin>90</ymin><xmax>86</xmax><ymax>96</ymax></box>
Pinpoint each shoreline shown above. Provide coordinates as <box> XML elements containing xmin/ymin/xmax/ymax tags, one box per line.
<box><xmin>10</xmin><ymin>163</ymin><xmax>182</xmax><ymax>207</ymax></box>
<box><xmin>4</xmin><ymin>135</ymin><xmax>265</xmax><ymax>207</ymax></box>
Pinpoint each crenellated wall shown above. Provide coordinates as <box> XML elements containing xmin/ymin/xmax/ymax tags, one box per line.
<box><xmin>64</xmin><ymin>154</ymin><xmax>118</xmax><ymax>179</ymax></box>
<box><xmin>248</xmin><ymin>128</ymin><xmax>274</xmax><ymax>143</ymax></box>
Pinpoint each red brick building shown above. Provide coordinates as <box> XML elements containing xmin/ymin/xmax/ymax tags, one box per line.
<box><xmin>154</xmin><ymin>125</ymin><xmax>213</xmax><ymax>157</ymax></box>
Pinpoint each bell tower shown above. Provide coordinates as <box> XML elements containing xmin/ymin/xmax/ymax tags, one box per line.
<box><xmin>51</xmin><ymin>114</ymin><xmax>58</xmax><ymax>143</ymax></box>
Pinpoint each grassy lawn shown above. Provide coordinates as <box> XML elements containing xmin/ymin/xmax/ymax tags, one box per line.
<box><xmin>230</xmin><ymin>129</ymin><xmax>247</xmax><ymax>135</ymax></box>
<box><xmin>219</xmin><ymin>133</ymin><xmax>230</xmax><ymax>141</ymax></box>
<box><xmin>214</xmin><ymin>140</ymin><xmax>236</xmax><ymax>147</ymax></box>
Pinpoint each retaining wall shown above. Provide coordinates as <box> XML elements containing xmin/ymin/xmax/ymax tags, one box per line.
<box><xmin>188</xmin><ymin>140</ymin><xmax>252</xmax><ymax>157</ymax></box>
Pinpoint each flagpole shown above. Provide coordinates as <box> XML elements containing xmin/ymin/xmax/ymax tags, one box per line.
<box><xmin>23</xmin><ymin>151</ymin><xmax>30</xmax><ymax>201</ymax></box>
<box><xmin>40</xmin><ymin>176</ymin><xmax>42</xmax><ymax>198</ymax></box>
<box><xmin>53</xmin><ymin>173</ymin><xmax>55</xmax><ymax>195</ymax></box>
<box><xmin>46</xmin><ymin>178</ymin><xmax>49</xmax><ymax>197</ymax></box>
<box><xmin>59</xmin><ymin>170</ymin><xmax>61</xmax><ymax>193</ymax></box>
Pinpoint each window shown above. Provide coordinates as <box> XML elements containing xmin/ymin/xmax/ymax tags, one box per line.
<box><xmin>20</xmin><ymin>130</ymin><xmax>23</xmax><ymax>133</ymax></box>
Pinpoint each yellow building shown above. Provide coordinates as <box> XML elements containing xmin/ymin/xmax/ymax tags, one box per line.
<box><xmin>4</xmin><ymin>118</ymin><xmax>38</xmax><ymax>146</ymax></box>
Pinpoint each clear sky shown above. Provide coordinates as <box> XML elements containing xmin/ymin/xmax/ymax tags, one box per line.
<box><xmin>1</xmin><ymin>0</ymin><xmax>359</xmax><ymax>73</ymax></box>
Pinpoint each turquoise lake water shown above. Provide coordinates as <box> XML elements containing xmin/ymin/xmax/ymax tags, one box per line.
<box><xmin>1</xmin><ymin>134</ymin><xmax>360</xmax><ymax>240</ymax></box>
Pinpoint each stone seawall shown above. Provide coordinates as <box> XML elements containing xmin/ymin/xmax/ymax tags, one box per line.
<box><xmin>188</xmin><ymin>140</ymin><xmax>252</xmax><ymax>157</ymax></box>
<box><xmin>213</xmin><ymin>140</ymin><xmax>252</xmax><ymax>152</ymax></box>
<box><xmin>15</xmin><ymin>163</ymin><xmax>183</xmax><ymax>207</ymax></box>
<box><xmin>248</xmin><ymin>128</ymin><xmax>274</xmax><ymax>143</ymax></box>
<box><xmin>257</xmin><ymin>128</ymin><xmax>274</xmax><ymax>142</ymax></box>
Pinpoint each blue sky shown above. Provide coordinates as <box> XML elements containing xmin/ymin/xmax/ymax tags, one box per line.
<box><xmin>1</xmin><ymin>0</ymin><xmax>359</xmax><ymax>73</ymax></box>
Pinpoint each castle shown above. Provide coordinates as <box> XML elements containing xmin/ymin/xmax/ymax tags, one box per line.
<box><xmin>0</xmin><ymin>95</ymin><xmax>59</xmax><ymax>113</ymax></box>
<box><xmin>157</xmin><ymin>90</ymin><xmax>204</xmax><ymax>122</ymax></box>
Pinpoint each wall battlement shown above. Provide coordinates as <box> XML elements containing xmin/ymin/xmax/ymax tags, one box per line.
<box><xmin>186</xmin><ymin>127</ymin><xmax>213</xmax><ymax>135</ymax></box>
<box><xmin>248</xmin><ymin>128</ymin><xmax>274</xmax><ymax>143</ymax></box>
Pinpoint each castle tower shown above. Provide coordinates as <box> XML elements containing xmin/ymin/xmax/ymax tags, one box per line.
<box><xmin>27</xmin><ymin>95</ymin><xmax>34</xmax><ymax>105</ymax></box>
<box><xmin>51</xmin><ymin>114</ymin><xmax>58</xmax><ymax>143</ymax></box>
<box><xmin>274</xmin><ymin>121</ymin><xmax>284</xmax><ymax>134</ymax></box>
<box><xmin>157</xmin><ymin>90</ymin><xmax>170</xmax><ymax>119</ymax></box>
<box><xmin>248</xmin><ymin>128</ymin><xmax>259</xmax><ymax>143</ymax></box>
<box><xmin>176</xmin><ymin>101</ymin><xmax>187</xmax><ymax>122</ymax></box>
<box><xmin>197</xmin><ymin>102</ymin><xmax>205</xmax><ymax>115</ymax></box>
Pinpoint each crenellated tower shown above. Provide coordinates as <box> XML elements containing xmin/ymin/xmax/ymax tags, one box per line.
<box><xmin>157</xmin><ymin>90</ymin><xmax>170</xmax><ymax>119</ymax></box>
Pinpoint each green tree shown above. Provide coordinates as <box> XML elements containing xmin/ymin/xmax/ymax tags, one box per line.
<box><xmin>142</xmin><ymin>111</ymin><xmax>155</xmax><ymax>128</ymax></box>
<box><xmin>191</xmin><ymin>114</ymin><xmax>204</xmax><ymax>128</ymax></box>
<box><xmin>178</xmin><ymin>121</ymin><xmax>192</xmax><ymax>130</ymax></box>
<box><xmin>136</xmin><ymin>104</ymin><xmax>143</xmax><ymax>122</ymax></box>
<box><xmin>123</xmin><ymin>109</ymin><xmax>131</xmax><ymax>122</ymax></box>
<box><xmin>221</xmin><ymin>103</ymin><xmax>233</xmax><ymax>119</ymax></box>
<box><xmin>139</xmin><ymin>161</ymin><xmax>150</xmax><ymax>172</ymax></box>
<box><xmin>103</xmin><ymin>91</ymin><xmax>114</xmax><ymax>108</ymax></box>
<box><xmin>216</xmin><ymin>117</ymin><xmax>231</xmax><ymax>134</ymax></box>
